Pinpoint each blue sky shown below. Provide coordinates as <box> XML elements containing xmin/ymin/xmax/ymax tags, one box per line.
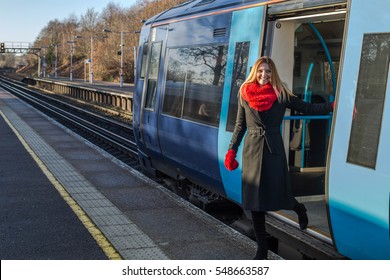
<box><xmin>0</xmin><ymin>0</ymin><xmax>137</xmax><ymax>43</ymax></box>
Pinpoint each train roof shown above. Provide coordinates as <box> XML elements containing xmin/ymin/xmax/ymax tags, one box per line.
<box><xmin>144</xmin><ymin>0</ymin><xmax>265</xmax><ymax>25</ymax></box>
<box><xmin>144</xmin><ymin>0</ymin><xmax>347</xmax><ymax>26</ymax></box>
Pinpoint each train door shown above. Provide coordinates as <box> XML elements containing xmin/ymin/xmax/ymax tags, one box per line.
<box><xmin>218</xmin><ymin>5</ymin><xmax>266</xmax><ymax>204</ymax></box>
<box><xmin>140</xmin><ymin>26</ymin><xmax>168</xmax><ymax>156</ymax></box>
<box><xmin>265</xmin><ymin>1</ymin><xmax>346</xmax><ymax>233</ymax></box>
<box><xmin>328</xmin><ymin>0</ymin><xmax>390</xmax><ymax>259</ymax></box>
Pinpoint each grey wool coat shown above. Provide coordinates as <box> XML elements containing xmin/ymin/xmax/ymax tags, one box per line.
<box><xmin>229</xmin><ymin>96</ymin><xmax>333</xmax><ymax>211</ymax></box>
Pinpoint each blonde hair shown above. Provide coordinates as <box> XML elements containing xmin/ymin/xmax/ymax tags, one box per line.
<box><xmin>240</xmin><ymin>56</ymin><xmax>294</xmax><ymax>102</ymax></box>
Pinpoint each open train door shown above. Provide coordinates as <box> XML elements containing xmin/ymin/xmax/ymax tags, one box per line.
<box><xmin>328</xmin><ymin>0</ymin><xmax>390</xmax><ymax>259</ymax></box>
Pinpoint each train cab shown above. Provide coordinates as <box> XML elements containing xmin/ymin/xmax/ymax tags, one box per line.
<box><xmin>133</xmin><ymin>0</ymin><xmax>390</xmax><ymax>259</ymax></box>
<box><xmin>327</xmin><ymin>0</ymin><xmax>390</xmax><ymax>259</ymax></box>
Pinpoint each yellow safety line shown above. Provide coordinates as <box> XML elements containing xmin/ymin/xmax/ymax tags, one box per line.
<box><xmin>0</xmin><ymin>110</ymin><xmax>122</xmax><ymax>260</ymax></box>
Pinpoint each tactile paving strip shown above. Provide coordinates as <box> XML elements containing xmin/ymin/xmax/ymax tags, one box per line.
<box><xmin>0</xmin><ymin>94</ymin><xmax>169</xmax><ymax>260</ymax></box>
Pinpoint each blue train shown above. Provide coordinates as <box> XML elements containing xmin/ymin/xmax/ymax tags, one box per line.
<box><xmin>133</xmin><ymin>0</ymin><xmax>390</xmax><ymax>259</ymax></box>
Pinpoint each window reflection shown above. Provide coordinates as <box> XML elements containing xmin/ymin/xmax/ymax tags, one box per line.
<box><xmin>163</xmin><ymin>45</ymin><xmax>228</xmax><ymax>126</ymax></box>
<box><xmin>226</xmin><ymin>42</ymin><xmax>250</xmax><ymax>132</ymax></box>
<box><xmin>144</xmin><ymin>42</ymin><xmax>162</xmax><ymax>109</ymax></box>
<box><xmin>140</xmin><ymin>43</ymin><xmax>148</xmax><ymax>79</ymax></box>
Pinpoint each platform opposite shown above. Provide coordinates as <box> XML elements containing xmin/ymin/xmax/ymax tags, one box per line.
<box><xmin>35</xmin><ymin>76</ymin><xmax>134</xmax><ymax>95</ymax></box>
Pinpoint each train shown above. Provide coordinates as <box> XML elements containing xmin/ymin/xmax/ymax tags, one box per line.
<box><xmin>132</xmin><ymin>0</ymin><xmax>390</xmax><ymax>259</ymax></box>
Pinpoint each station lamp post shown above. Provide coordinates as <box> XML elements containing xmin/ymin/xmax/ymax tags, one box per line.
<box><xmin>103</xmin><ymin>29</ymin><xmax>136</xmax><ymax>88</ymax></box>
<box><xmin>74</xmin><ymin>35</ymin><xmax>108</xmax><ymax>84</ymax></box>
<box><xmin>41</xmin><ymin>46</ymin><xmax>49</xmax><ymax>78</ymax></box>
<box><xmin>67</xmin><ymin>41</ymin><xmax>75</xmax><ymax>81</ymax></box>
<box><xmin>51</xmin><ymin>43</ymin><xmax>61</xmax><ymax>79</ymax></box>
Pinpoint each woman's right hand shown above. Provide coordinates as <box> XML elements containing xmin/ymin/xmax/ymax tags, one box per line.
<box><xmin>224</xmin><ymin>149</ymin><xmax>239</xmax><ymax>171</ymax></box>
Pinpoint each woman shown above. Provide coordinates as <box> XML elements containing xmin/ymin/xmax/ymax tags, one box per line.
<box><xmin>224</xmin><ymin>56</ymin><xmax>333</xmax><ymax>259</ymax></box>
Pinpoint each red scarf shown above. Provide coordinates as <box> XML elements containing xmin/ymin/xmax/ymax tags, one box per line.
<box><xmin>241</xmin><ymin>82</ymin><xmax>277</xmax><ymax>111</ymax></box>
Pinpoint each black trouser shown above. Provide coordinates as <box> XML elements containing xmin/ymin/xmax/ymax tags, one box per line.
<box><xmin>251</xmin><ymin>211</ymin><xmax>268</xmax><ymax>259</ymax></box>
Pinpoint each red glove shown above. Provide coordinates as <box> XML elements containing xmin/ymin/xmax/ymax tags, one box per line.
<box><xmin>224</xmin><ymin>149</ymin><xmax>239</xmax><ymax>171</ymax></box>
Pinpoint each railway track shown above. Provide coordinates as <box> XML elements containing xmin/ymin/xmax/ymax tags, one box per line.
<box><xmin>0</xmin><ymin>76</ymin><xmax>139</xmax><ymax>167</ymax></box>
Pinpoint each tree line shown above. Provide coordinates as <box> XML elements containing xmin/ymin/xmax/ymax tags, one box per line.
<box><xmin>3</xmin><ymin>0</ymin><xmax>186</xmax><ymax>83</ymax></box>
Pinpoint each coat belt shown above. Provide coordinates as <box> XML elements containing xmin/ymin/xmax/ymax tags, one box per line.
<box><xmin>247</xmin><ymin>126</ymin><xmax>280</xmax><ymax>153</ymax></box>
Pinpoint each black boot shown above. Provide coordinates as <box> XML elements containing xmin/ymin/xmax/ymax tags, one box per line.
<box><xmin>294</xmin><ymin>202</ymin><xmax>308</xmax><ymax>230</ymax></box>
<box><xmin>251</xmin><ymin>211</ymin><xmax>268</xmax><ymax>260</ymax></box>
<box><xmin>253</xmin><ymin>238</ymin><xmax>268</xmax><ymax>260</ymax></box>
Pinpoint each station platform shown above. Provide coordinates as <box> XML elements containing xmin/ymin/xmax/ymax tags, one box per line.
<box><xmin>0</xmin><ymin>88</ymin><xmax>278</xmax><ymax>260</ymax></box>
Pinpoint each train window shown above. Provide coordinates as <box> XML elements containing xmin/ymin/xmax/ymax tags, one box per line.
<box><xmin>226</xmin><ymin>41</ymin><xmax>250</xmax><ymax>132</ymax></box>
<box><xmin>144</xmin><ymin>42</ymin><xmax>162</xmax><ymax>109</ymax></box>
<box><xmin>163</xmin><ymin>44</ymin><xmax>228</xmax><ymax>126</ymax></box>
<box><xmin>140</xmin><ymin>43</ymin><xmax>148</xmax><ymax>79</ymax></box>
<box><xmin>347</xmin><ymin>33</ymin><xmax>390</xmax><ymax>169</ymax></box>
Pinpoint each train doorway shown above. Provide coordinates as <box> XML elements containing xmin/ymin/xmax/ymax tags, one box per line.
<box><xmin>265</xmin><ymin>3</ymin><xmax>346</xmax><ymax>236</ymax></box>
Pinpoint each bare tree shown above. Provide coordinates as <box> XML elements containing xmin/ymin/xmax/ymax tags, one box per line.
<box><xmin>19</xmin><ymin>0</ymin><xmax>188</xmax><ymax>81</ymax></box>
